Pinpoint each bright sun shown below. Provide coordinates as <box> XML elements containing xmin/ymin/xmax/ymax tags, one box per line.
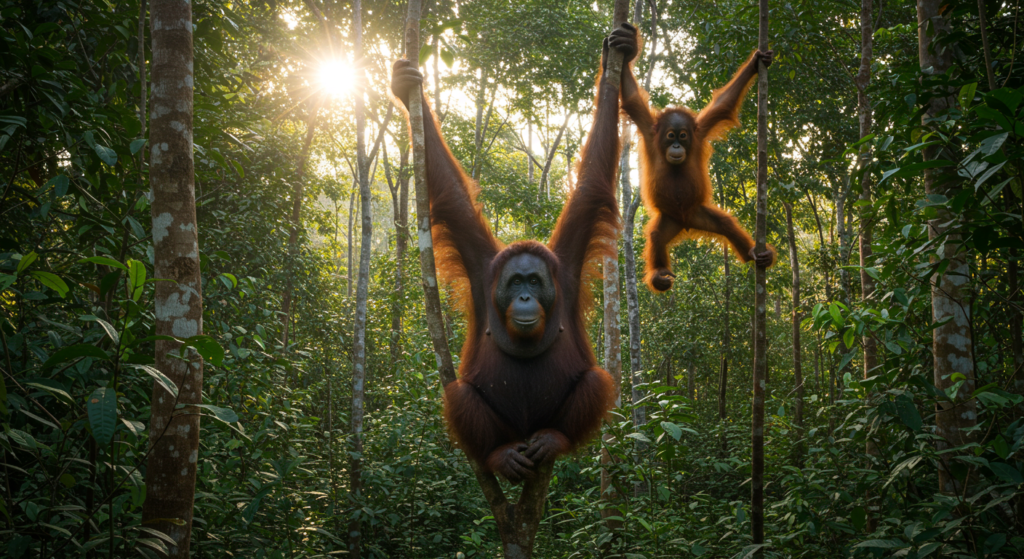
<box><xmin>319</xmin><ymin>60</ymin><xmax>354</xmax><ymax>97</ymax></box>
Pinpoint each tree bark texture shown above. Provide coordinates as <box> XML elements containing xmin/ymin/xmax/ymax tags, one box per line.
<box><xmin>600</xmin><ymin>249</ymin><xmax>623</xmax><ymax>530</ymax></box>
<box><xmin>141</xmin><ymin>1</ymin><xmax>202</xmax><ymax>556</ymax></box>
<box><xmin>404</xmin><ymin>0</ymin><xmax>457</xmax><ymax>389</ymax></box>
<box><xmin>917</xmin><ymin>0</ymin><xmax>978</xmax><ymax>496</ymax></box>
<box><xmin>349</xmin><ymin>0</ymin><xmax>370</xmax><ymax>556</ymax></box>
<box><xmin>752</xmin><ymin>0</ymin><xmax>769</xmax><ymax>549</ymax></box>
<box><xmin>784</xmin><ymin>203</ymin><xmax>803</xmax><ymax>459</ymax></box>
<box><xmin>622</xmin><ymin>144</ymin><xmax>645</xmax><ymax>428</ymax></box>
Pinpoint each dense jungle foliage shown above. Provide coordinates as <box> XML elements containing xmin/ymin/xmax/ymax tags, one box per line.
<box><xmin>1</xmin><ymin>0</ymin><xmax>1023</xmax><ymax>557</ymax></box>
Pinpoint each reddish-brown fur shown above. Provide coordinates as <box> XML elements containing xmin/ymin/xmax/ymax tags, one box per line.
<box><xmin>390</xmin><ymin>43</ymin><xmax>624</xmax><ymax>480</ymax></box>
<box><xmin>620</xmin><ymin>31</ymin><xmax>776</xmax><ymax>292</ymax></box>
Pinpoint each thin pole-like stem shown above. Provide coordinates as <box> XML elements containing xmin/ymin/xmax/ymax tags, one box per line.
<box><xmin>752</xmin><ymin>0</ymin><xmax>770</xmax><ymax>551</ymax></box>
<box><xmin>404</xmin><ymin>0</ymin><xmax>457</xmax><ymax>389</ymax></box>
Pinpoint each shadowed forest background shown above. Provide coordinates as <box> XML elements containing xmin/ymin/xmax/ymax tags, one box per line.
<box><xmin>1</xmin><ymin>0</ymin><xmax>1023</xmax><ymax>557</ymax></box>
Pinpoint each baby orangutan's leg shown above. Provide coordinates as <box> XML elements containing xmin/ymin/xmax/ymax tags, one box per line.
<box><xmin>643</xmin><ymin>213</ymin><xmax>685</xmax><ymax>292</ymax></box>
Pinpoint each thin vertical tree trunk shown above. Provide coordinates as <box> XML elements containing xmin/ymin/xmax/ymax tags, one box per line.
<box><xmin>600</xmin><ymin>247</ymin><xmax>623</xmax><ymax>531</ymax></box>
<box><xmin>281</xmin><ymin>106</ymin><xmax>320</xmax><ymax>348</ymax></box>
<box><xmin>856</xmin><ymin>0</ymin><xmax>878</xmax><ymax>378</ymax></box>
<box><xmin>347</xmin><ymin>186</ymin><xmax>356</xmax><ymax>298</ymax></box>
<box><xmin>600</xmin><ymin>147</ymin><xmax>623</xmax><ymax>532</ymax></box>
<box><xmin>539</xmin><ymin>114</ymin><xmax>571</xmax><ymax>199</ymax></box>
<box><xmin>141</xmin><ymin>1</ymin><xmax>202</xmax><ymax>556</ymax></box>
<box><xmin>917</xmin><ymin>0</ymin><xmax>978</xmax><ymax>496</ymax></box>
<box><xmin>404</xmin><ymin>0</ymin><xmax>456</xmax><ymax>389</ymax></box>
<box><xmin>349</xmin><ymin>0</ymin><xmax>369</xmax><ymax>556</ymax></box>
<box><xmin>856</xmin><ymin>1</ymin><xmax>879</xmax><ymax>530</ymax></box>
<box><xmin>472</xmin><ymin>67</ymin><xmax>487</xmax><ymax>180</ymax></box>
<box><xmin>719</xmin><ymin>244</ymin><xmax>731</xmax><ymax>421</ymax></box>
<box><xmin>433</xmin><ymin>35</ymin><xmax>441</xmax><ymax>117</ymax></box>
<box><xmin>784</xmin><ymin>203</ymin><xmax>803</xmax><ymax>462</ymax></box>
<box><xmin>687</xmin><ymin>364</ymin><xmax>695</xmax><ymax>401</ymax></box>
<box><xmin>623</xmin><ymin>147</ymin><xmax>645</xmax><ymax>429</ymax></box>
<box><xmin>752</xmin><ymin>0</ymin><xmax>770</xmax><ymax>550</ymax></box>
<box><xmin>386</xmin><ymin>143</ymin><xmax>410</xmax><ymax>367</ymax></box>
<box><xmin>527</xmin><ymin>121</ymin><xmax>534</xmax><ymax>185</ymax></box>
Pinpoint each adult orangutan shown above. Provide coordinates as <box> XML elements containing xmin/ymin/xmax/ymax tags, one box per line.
<box><xmin>611</xmin><ymin>23</ymin><xmax>776</xmax><ymax>292</ymax></box>
<box><xmin>390</xmin><ymin>33</ymin><xmax>633</xmax><ymax>481</ymax></box>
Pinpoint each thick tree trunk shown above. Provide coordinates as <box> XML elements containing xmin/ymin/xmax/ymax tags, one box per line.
<box><xmin>281</xmin><ymin>107</ymin><xmax>320</xmax><ymax>348</ymax></box>
<box><xmin>784</xmin><ymin>203</ymin><xmax>803</xmax><ymax>461</ymax></box>
<box><xmin>917</xmin><ymin>0</ymin><xmax>978</xmax><ymax>496</ymax></box>
<box><xmin>752</xmin><ymin>0</ymin><xmax>769</xmax><ymax>549</ymax></box>
<box><xmin>141</xmin><ymin>1</ymin><xmax>203</xmax><ymax>556</ymax></box>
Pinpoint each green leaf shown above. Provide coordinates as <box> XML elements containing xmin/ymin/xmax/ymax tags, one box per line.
<box><xmin>128</xmin><ymin>260</ymin><xmax>146</xmax><ymax>301</ymax></box>
<box><xmin>0</xmin><ymin>274</ymin><xmax>16</xmax><ymax>292</ymax></box>
<box><xmin>958</xmin><ymin>82</ymin><xmax>977</xmax><ymax>110</ymax></box>
<box><xmin>895</xmin><ymin>394</ymin><xmax>922</xmax><ymax>431</ymax></box>
<box><xmin>217</xmin><ymin>272</ymin><xmax>237</xmax><ymax>289</ymax></box>
<box><xmin>440</xmin><ymin>48</ymin><xmax>454</xmax><ymax>68</ymax></box>
<box><xmin>28</xmin><ymin>271</ymin><xmax>68</xmax><ymax>297</ymax></box>
<box><xmin>625</xmin><ymin>432</ymin><xmax>651</xmax><ymax>443</ymax></box>
<box><xmin>48</xmin><ymin>175</ymin><xmax>69</xmax><ymax>197</ymax></box>
<box><xmin>980</xmin><ymin>132</ymin><xmax>1007</xmax><ymax>155</ymax></box>
<box><xmin>851</xmin><ymin>506</ymin><xmax>866</xmax><ymax>531</ymax></box>
<box><xmin>42</xmin><ymin>343</ymin><xmax>108</xmax><ymax>369</ymax></box>
<box><xmin>829</xmin><ymin>303</ymin><xmax>843</xmax><ymax>327</ymax></box>
<box><xmin>25</xmin><ymin>379</ymin><xmax>74</xmax><ymax>405</ymax></box>
<box><xmin>130</xmin><ymin>139</ymin><xmax>147</xmax><ymax>154</ymax></box>
<box><xmin>85</xmin><ymin>316</ymin><xmax>119</xmax><ymax>345</ymax></box>
<box><xmin>195</xmin><ymin>404</ymin><xmax>238</xmax><ymax>423</ymax></box>
<box><xmin>93</xmin><ymin>143</ymin><xmax>117</xmax><ymax>166</ymax></box>
<box><xmin>843</xmin><ymin>327</ymin><xmax>855</xmax><ymax>349</ymax></box>
<box><xmin>660</xmin><ymin>421</ymin><xmax>681</xmax><ymax>441</ymax></box>
<box><xmin>992</xmin><ymin>435</ymin><xmax>1009</xmax><ymax>459</ymax></box>
<box><xmin>87</xmin><ymin>387</ymin><xmax>117</xmax><ymax>445</ymax></box>
<box><xmin>182</xmin><ymin>335</ymin><xmax>225</xmax><ymax>367</ymax></box>
<box><xmin>131</xmin><ymin>365</ymin><xmax>179</xmax><ymax>398</ymax></box>
<box><xmin>853</xmin><ymin>539</ymin><xmax>907</xmax><ymax>549</ymax></box>
<box><xmin>78</xmin><ymin>256</ymin><xmax>129</xmax><ymax>272</ymax></box>
<box><xmin>16</xmin><ymin>251</ymin><xmax>38</xmax><ymax>274</ymax></box>
<box><xmin>989</xmin><ymin>462</ymin><xmax>1023</xmax><ymax>484</ymax></box>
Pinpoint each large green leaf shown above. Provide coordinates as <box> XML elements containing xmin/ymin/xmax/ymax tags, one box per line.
<box><xmin>29</xmin><ymin>271</ymin><xmax>69</xmax><ymax>297</ymax></box>
<box><xmin>42</xmin><ymin>343</ymin><xmax>108</xmax><ymax>369</ymax></box>
<box><xmin>182</xmin><ymin>335</ymin><xmax>224</xmax><ymax>366</ymax></box>
<box><xmin>87</xmin><ymin>387</ymin><xmax>117</xmax><ymax>445</ymax></box>
<box><xmin>895</xmin><ymin>394</ymin><xmax>922</xmax><ymax>431</ymax></box>
<box><xmin>195</xmin><ymin>404</ymin><xmax>238</xmax><ymax>423</ymax></box>
<box><xmin>131</xmin><ymin>365</ymin><xmax>179</xmax><ymax>398</ymax></box>
<box><xmin>128</xmin><ymin>259</ymin><xmax>146</xmax><ymax>301</ymax></box>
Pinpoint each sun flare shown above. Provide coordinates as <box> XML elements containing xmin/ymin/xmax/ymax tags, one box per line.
<box><xmin>318</xmin><ymin>60</ymin><xmax>354</xmax><ymax>97</ymax></box>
